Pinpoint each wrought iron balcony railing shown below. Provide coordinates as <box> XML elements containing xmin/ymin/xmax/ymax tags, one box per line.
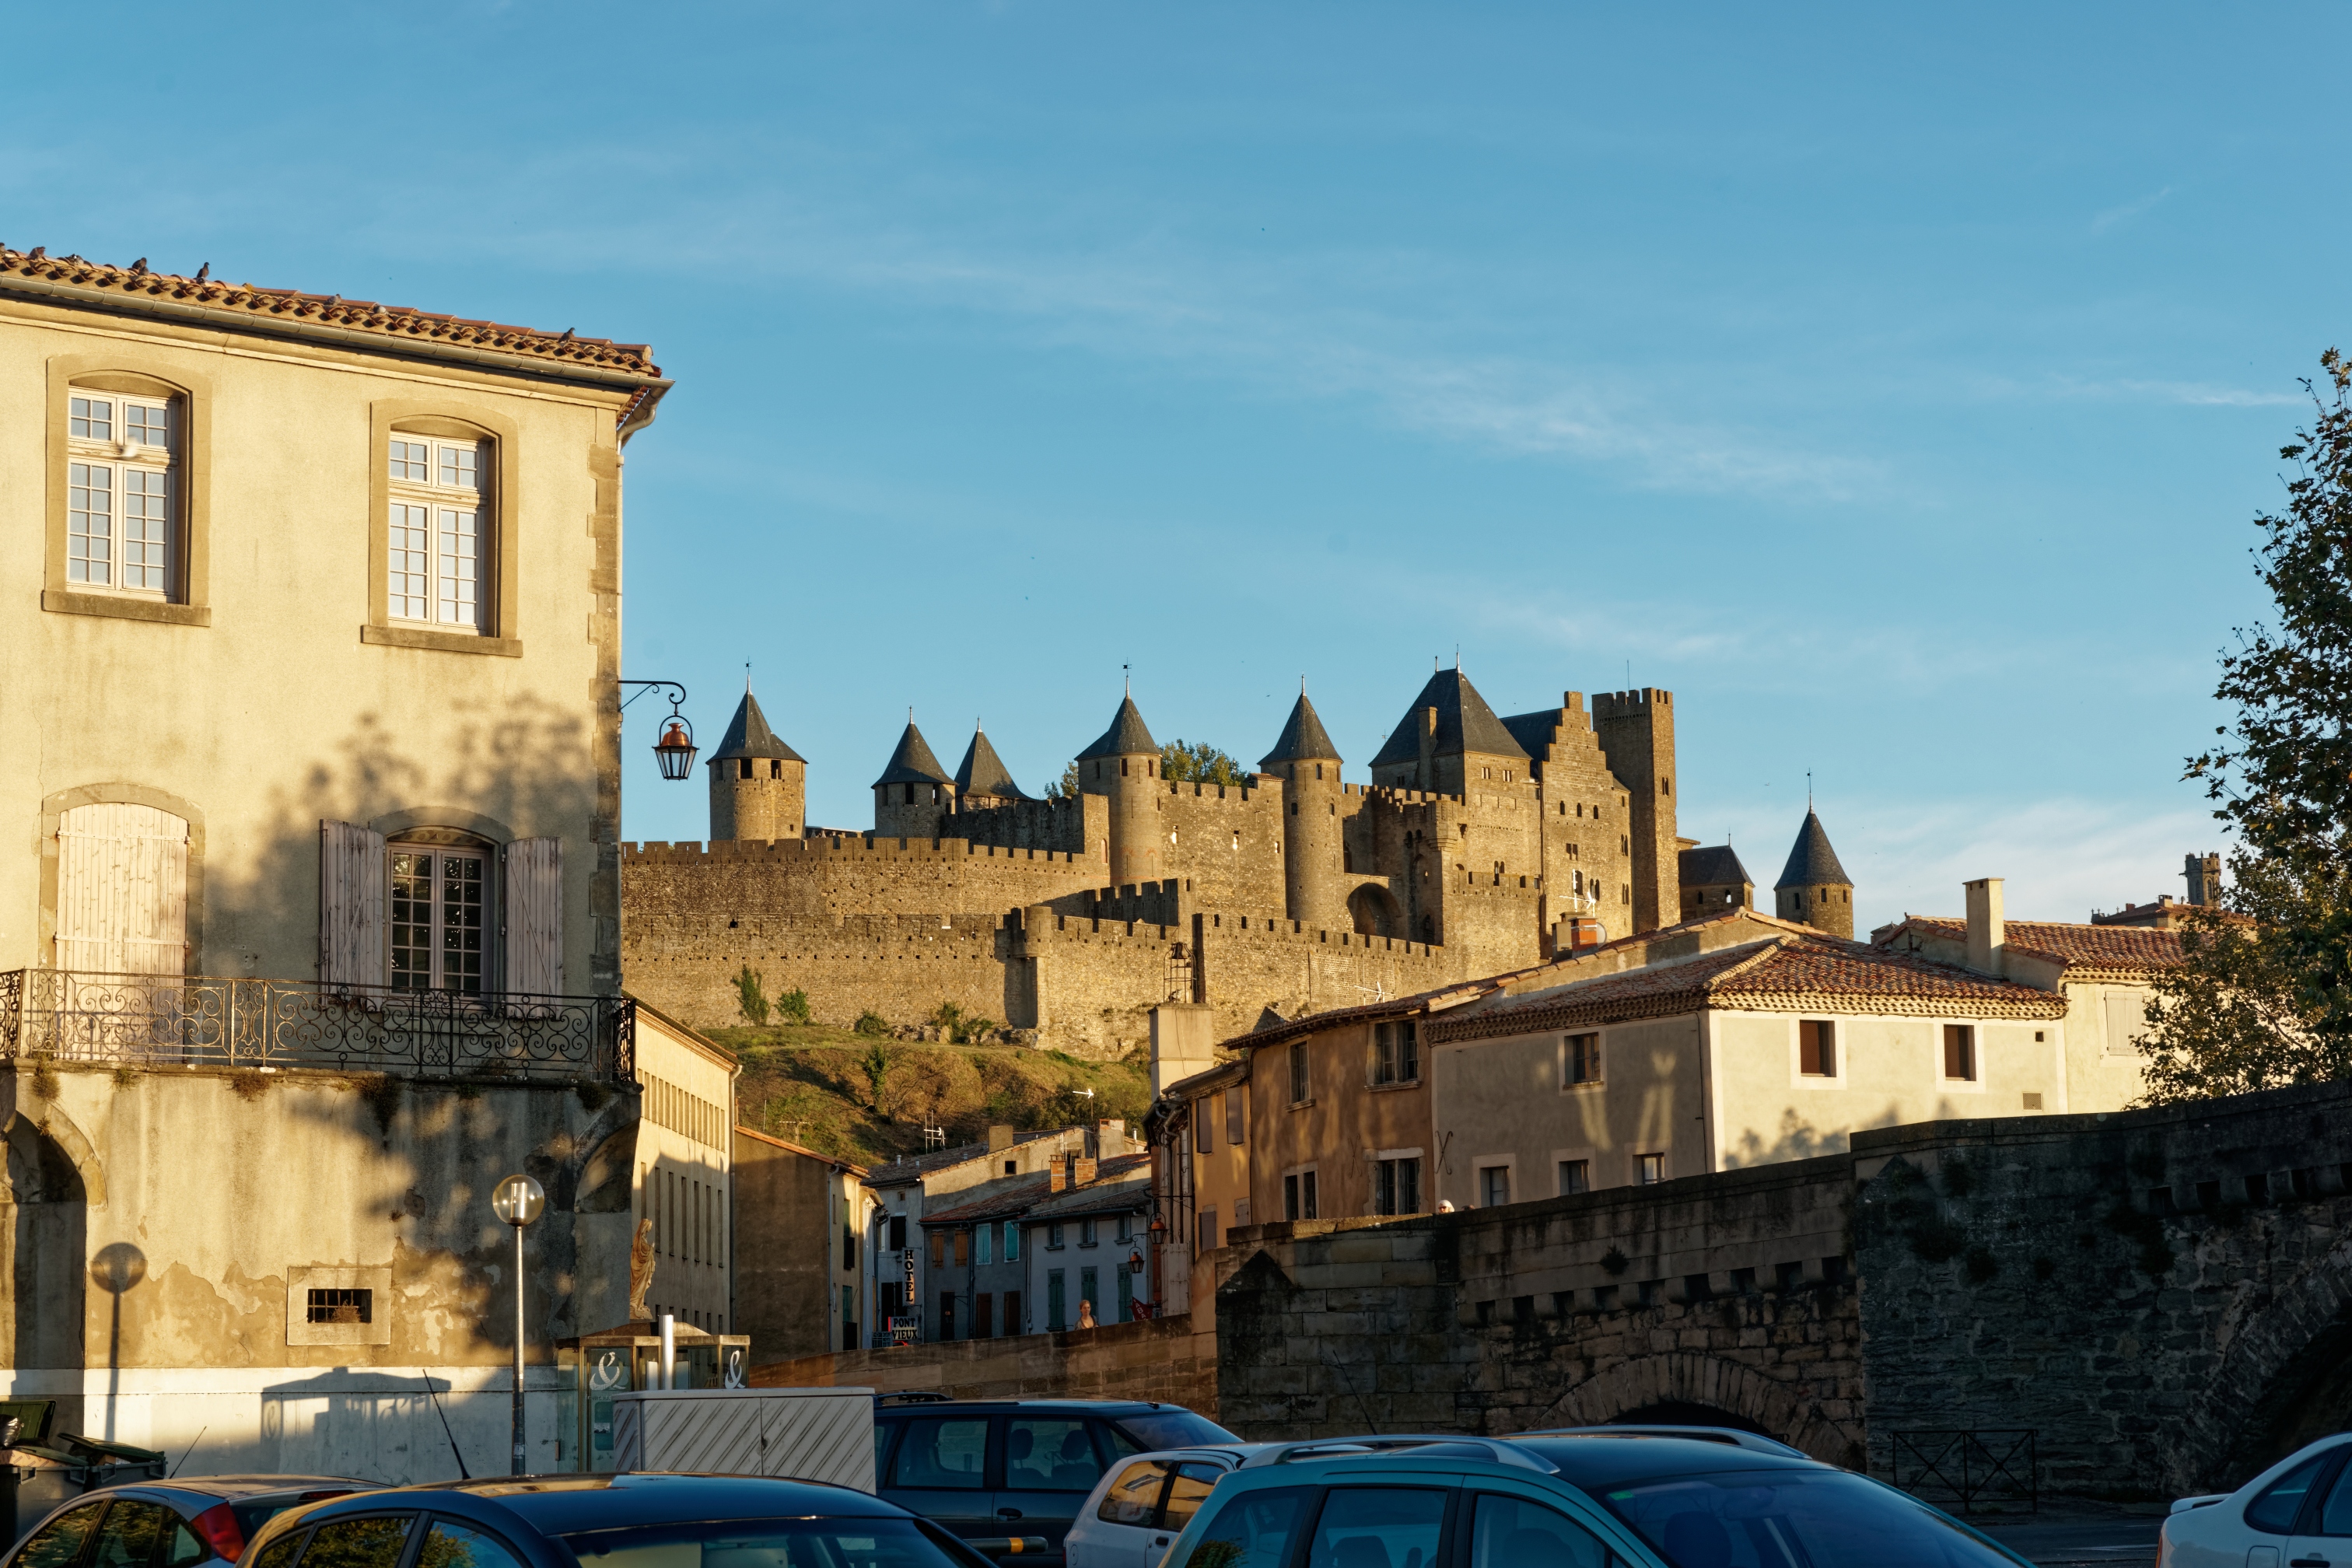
<box><xmin>0</xmin><ymin>968</ymin><xmax>634</xmax><ymax>1083</ymax></box>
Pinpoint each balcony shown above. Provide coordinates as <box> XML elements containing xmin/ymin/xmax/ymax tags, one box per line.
<box><xmin>0</xmin><ymin>969</ymin><xmax>634</xmax><ymax>1083</ymax></box>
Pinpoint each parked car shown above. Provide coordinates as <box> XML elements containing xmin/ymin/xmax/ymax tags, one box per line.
<box><xmin>1153</xmin><ymin>1431</ymin><xmax>2036</xmax><ymax>1568</ymax></box>
<box><xmin>234</xmin><ymin>1474</ymin><xmax>1010</xmax><ymax>1568</ymax></box>
<box><xmin>1063</xmin><ymin>1444</ymin><xmax>1265</xmax><ymax>1568</ymax></box>
<box><xmin>5</xmin><ymin>1477</ymin><xmax>365</xmax><ymax>1568</ymax></box>
<box><xmin>1508</xmin><ymin>1424</ymin><xmax>1811</xmax><ymax>1458</ymax></box>
<box><xmin>2158</xmin><ymin>1432</ymin><xmax>2352</xmax><ymax>1568</ymax></box>
<box><xmin>873</xmin><ymin>1397</ymin><xmax>1237</xmax><ymax>1564</ymax></box>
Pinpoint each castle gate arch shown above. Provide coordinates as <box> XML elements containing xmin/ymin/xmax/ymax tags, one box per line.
<box><xmin>1349</xmin><ymin>884</ymin><xmax>1404</xmax><ymax>939</ymax></box>
<box><xmin>1532</xmin><ymin>1352</ymin><xmax>1857</xmax><ymax>1467</ymax></box>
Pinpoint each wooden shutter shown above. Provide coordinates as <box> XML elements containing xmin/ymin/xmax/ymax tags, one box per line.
<box><xmin>503</xmin><ymin>836</ymin><xmax>562</xmax><ymax>996</ymax></box>
<box><xmin>319</xmin><ymin>820</ymin><xmax>387</xmax><ymax>987</ymax></box>
<box><xmin>57</xmin><ymin>803</ymin><xmax>189</xmax><ymax>975</ymax></box>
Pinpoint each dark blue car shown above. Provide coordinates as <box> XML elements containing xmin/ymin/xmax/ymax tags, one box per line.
<box><xmin>233</xmin><ymin>1475</ymin><xmax>1006</xmax><ymax>1568</ymax></box>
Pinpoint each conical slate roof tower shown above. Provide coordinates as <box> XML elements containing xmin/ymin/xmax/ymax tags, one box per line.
<box><xmin>1774</xmin><ymin>809</ymin><xmax>1854</xmax><ymax>938</ymax></box>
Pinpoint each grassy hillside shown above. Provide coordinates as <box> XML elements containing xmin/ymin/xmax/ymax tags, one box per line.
<box><xmin>706</xmin><ymin>1023</ymin><xmax>1156</xmax><ymax>1170</ymax></box>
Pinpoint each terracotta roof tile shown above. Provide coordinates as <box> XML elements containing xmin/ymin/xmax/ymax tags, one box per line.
<box><xmin>1430</xmin><ymin>933</ymin><xmax>2067</xmax><ymax>1042</ymax></box>
<box><xmin>1889</xmin><ymin>917</ymin><xmax>2185</xmax><ymax>977</ymax></box>
<box><xmin>919</xmin><ymin>1173</ymin><xmax>1054</xmax><ymax>1226</ymax></box>
<box><xmin>0</xmin><ymin>245</ymin><xmax>660</xmax><ymax>380</ymax></box>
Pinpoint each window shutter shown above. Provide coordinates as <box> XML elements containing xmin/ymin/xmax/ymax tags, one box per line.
<box><xmin>319</xmin><ymin>820</ymin><xmax>387</xmax><ymax>987</ymax></box>
<box><xmin>58</xmin><ymin>803</ymin><xmax>190</xmax><ymax>976</ymax></box>
<box><xmin>503</xmin><ymin>837</ymin><xmax>562</xmax><ymax>996</ymax></box>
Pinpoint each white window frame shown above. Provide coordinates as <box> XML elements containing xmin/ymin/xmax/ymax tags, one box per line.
<box><xmin>1635</xmin><ymin>1151</ymin><xmax>1667</xmax><ymax>1186</ymax></box>
<box><xmin>387</xmin><ymin>433</ymin><xmax>492</xmax><ymax>632</ymax></box>
<box><xmin>388</xmin><ymin>839</ymin><xmax>492</xmax><ymax>994</ymax></box>
<box><xmin>1369</xmin><ymin>1020</ymin><xmax>1420</xmax><ymax>1087</ymax></box>
<box><xmin>65</xmin><ymin>388</ymin><xmax>178</xmax><ymax>598</ymax></box>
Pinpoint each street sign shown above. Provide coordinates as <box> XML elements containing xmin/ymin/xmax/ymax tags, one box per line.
<box><xmin>493</xmin><ymin>1174</ymin><xmax>546</xmax><ymax>1227</ymax></box>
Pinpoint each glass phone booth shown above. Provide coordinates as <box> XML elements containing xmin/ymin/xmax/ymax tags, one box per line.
<box><xmin>553</xmin><ymin>1321</ymin><xmax>752</xmax><ymax>1472</ymax></box>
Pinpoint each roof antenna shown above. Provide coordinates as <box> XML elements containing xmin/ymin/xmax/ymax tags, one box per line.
<box><xmin>908</xmin><ymin>705</ymin><xmax>914</xmax><ymax>723</ymax></box>
<box><xmin>1300</xmin><ymin>674</ymin><xmax>1307</xmax><ymax>696</ymax></box>
<box><xmin>1454</xmin><ymin>644</ymin><xmax>1460</xmax><ymax>672</ymax></box>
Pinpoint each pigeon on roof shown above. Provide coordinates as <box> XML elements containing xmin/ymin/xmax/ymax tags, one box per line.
<box><xmin>872</xmin><ymin>721</ymin><xmax>954</xmax><ymax>788</ymax></box>
<box><xmin>1775</xmin><ymin>811</ymin><xmax>1851</xmax><ymax>890</ymax></box>
<box><xmin>1370</xmin><ymin>669</ymin><xmax>1530</xmax><ymax>768</ymax></box>
<box><xmin>954</xmin><ymin>725</ymin><xmax>1029</xmax><ymax>800</ymax></box>
<box><xmin>707</xmin><ymin>690</ymin><xmax>804</xmax><ymax>765</ymax></box>
<box><xmin>1076</xmin><ymin>695</ymin><xmax>1158</xmax><ymax>761</ymax></box>
<box><xmin>1259</xmin><ymin>690</ymin><xmax>1342</xmax><ymax>768</ymax></box>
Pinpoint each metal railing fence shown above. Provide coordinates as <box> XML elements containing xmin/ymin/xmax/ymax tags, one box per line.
<box><xmin>1890</xmin><ymin>1428</ymin><xmax>2037</xmax><ymax>1514</ymax></box>
<box><xmin>0</xmin><ymin>968</ymin><xmax>633</xmax><ymax>1083</ymax></box>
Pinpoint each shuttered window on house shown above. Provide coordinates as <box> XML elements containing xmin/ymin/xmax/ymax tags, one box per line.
<box><xmin>319</xmin><ymin>821</ymin><xmax>388</xmax><ymax>987</ymax></box>
<box><xmin>56</xmin><ymin>803</ymin><xmax>189</xmax><ymax>975</ymax></box>
<box><xmin>502</xmin><ymin>838</ymin><xmax>562</xmax><ymax>995</ymax></box>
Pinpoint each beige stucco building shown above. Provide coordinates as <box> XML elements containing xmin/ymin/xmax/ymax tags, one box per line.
<box><xmin>1152</xmin><ymin>883</ymin><xmax>2181</xmax><ymax>1244</ymax></box>
<box><xmin>632</xmin><ymin>1004</ymin><xmax>739</xmax><ymax>1332</ymax></box>
<box><xmin>0</xmin><ymin>245</ymin><xmax>670</xmax><ymax>1478</ymax></box>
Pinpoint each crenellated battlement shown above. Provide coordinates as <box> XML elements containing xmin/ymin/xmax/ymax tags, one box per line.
<box><xmin>621</xmin><ymin>836</ymin><xmax>1097</xmax><ymax>869</ymax></box>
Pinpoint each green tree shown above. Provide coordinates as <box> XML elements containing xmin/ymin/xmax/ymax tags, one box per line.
<box><xmin>775</xmin><ymin>987</ymin><xmax>813</xmax><ymax>1026</ymax></box>
<box><xmin>1045</xmin><ymin>760</ymin><xmax>1081</xmax><ymax>800</ymax></box>
<box><xmin>2143</xmin><ymin>349</ymin><xmax>2352</xmax><ymax>1099</ymax></box>
<box><xmin>1160</xmin><ymin>739</ymin><xmax>1248</xmax><ymax>787</ymax></box>
<box><xmin>733</xmin><ymin>964</ymin><xmax>770</xmax><ymax>1027</ymax></box>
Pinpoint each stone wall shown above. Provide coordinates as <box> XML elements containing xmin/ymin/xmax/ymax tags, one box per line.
<box><xmin>750</xmin><ymin>1313</ymin><xmax>1220</xmax><ymax>1416</ymax></box>
<box><xmin>1851</xmin><ymin>1081</ymin><xmax>2352</xmax><ymax>1497</ymax></box>
<box><xmin>1212</xmin><ymin>1156</ymin><xmax>1864</xmax><ymax>1461</ymax></box>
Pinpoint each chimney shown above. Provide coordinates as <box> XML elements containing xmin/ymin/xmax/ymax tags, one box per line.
<box><xmin>1097</xmin><ymin>1118</ymin><xmax>1127</xmax><ymax>1156</ymax></box>
<box><xmin>1049</xmin><ymin>1162</ymin><xmax>1067</xmax><ymax>1194</ymax></box>
<box><xmin>1965</xmin><ymin>878</ymin><xmax>2005</xmax><ymax>977</ymax></box>
<box><xmin>1070</xmin><ymin>1153</ymin><xmax>1097</xmax><ymax>1188</ymax></box>
<box><xmin>988</xmin><ymin>1124</ymin><xmax>1014</xmax><ymax>1153</ymax></box>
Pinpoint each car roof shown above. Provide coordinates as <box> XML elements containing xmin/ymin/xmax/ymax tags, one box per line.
<box><xmin>289</xmin><ymin>1475</ymin><xmax>901</xmax><ymax>1535</ymax></box>
<box><xmin>1512</xmin><ymin>1426</ymin><xmax>1808</xmax><ymax>1458</ymax></box>
<box><xmin>139</xmin><ymin>1477</ymin><xmax>366</xmax><ymax>1498</ymax></box>
<box><xmin>876</xmin><ymin>1397</ymin><xmax>1178</xmax><ymax>1413</ymax></box>
<box><xmin>1509</xmin><ymin>1437</ymin><xmax>1829</xmax><ymax>1490</ymax></box>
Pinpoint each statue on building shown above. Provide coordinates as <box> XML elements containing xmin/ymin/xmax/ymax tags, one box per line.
<box><xmin>628</xmin><ymin>1215</ymin><xmax>656</xmax><ymax>1321</ymax></box>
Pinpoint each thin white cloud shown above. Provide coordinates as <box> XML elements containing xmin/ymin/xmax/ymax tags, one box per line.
<box><xmin>1706</xmin><ymin>795</ymin><xmax>2223</xmax><ymax>936</ymax></box>
<box><xmin>2091</xmin><ymin>186</ymin><xmax>2172</xmax><ymax>233</ymax></box>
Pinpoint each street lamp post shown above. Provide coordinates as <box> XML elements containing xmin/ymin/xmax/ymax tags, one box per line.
<box><xmin>492</xmin><ymin>1173</ymin><xmax>547</xmax><ymax>1477</ymax></box>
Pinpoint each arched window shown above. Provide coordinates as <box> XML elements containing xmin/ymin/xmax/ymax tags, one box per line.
<box><xmin>388</xmin><ymin>831</ymin><xmax>492</xmax><ymax>994</ymax></box>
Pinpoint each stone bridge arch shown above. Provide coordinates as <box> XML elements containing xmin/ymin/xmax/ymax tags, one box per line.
<box><xmin>1535</xmin><ymin>1352</ymin><xmax>1861</xmax><ymax>1468</ymax></box>
<box><xmin>2182</xmin><ymin>1230</ymin><xmax>2352</xmax><ymax>1492</ymax></box>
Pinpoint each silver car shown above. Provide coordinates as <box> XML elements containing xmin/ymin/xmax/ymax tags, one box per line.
<box><xmin>1062</xmin><ymin>1445</ymin><xmax>1264</xmax><ymax>1568</ymax></box>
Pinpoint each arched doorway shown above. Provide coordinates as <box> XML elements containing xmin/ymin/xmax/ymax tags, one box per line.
<box><xmin>1349</xmin><ymin>885</ymin><xmax>1403</xmax><ymax>939</ymax></box>
<box><xmin>6</xmin><ymin>1115</ymin><xmax>89</xmax><ymax>1373</ymax></box>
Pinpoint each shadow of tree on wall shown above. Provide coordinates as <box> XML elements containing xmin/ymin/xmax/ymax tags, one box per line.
<box><xmin>201</xmin><ymin>693</ymin><xmax>600</xmax><ymax>981</ymax></box>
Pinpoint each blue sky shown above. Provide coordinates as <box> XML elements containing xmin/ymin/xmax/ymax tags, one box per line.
<box><xmin>5</xmin><ymin>2</ymin><xmax>2330</xmax><ymax>932</ymax></box>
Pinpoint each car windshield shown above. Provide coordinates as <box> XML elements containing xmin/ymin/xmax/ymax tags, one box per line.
<box><xmin>1115</xmin><ymin>1411</ymin><xmax>1240</xmax><ymax>1451</ymax></box>
<box><xmin>1596</xmin><ymin>1469</ymin><xmax>2025</xmax><ymax>1567</ymax></box>
<box><xmin>564</xmin><ymin>1519</ymin><xmax>969</xmax><ymax>1568</ymax></box>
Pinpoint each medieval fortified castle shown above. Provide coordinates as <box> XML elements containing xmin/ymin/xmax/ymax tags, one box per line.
<box><xmin>621</xmin><ymin>669</ymin><xmax>1853</xmax><ymax>1055</ymax></box>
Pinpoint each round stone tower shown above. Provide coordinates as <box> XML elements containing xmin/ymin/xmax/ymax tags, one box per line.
<box><xmin>705</xmin><ymin>688</ymin><xmax>807</xmax><ymax>842</ymax></box>
<box><xmin>1773</xmin><ymin>808</ymin><xmax>1855</xmax><ymax>938</ymax></box>
<box><xmin>1261</xmin><ymin>688</ymin><xmax>1347</xmax><ymax>931</ymax></box>
<box><xmin>1076</xmin><ymin>691</ymin><xmax>1161</xmax><ymax>886</ymax></box>
<box><xmin>872</xmin><ymin>719</ymin><xmax>954</xmax><ymax>840</ymax></box>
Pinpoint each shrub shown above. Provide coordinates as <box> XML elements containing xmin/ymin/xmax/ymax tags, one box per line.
<box><xmin>734</xmin><ymin>965</ymin><xmax>771</xmax><ymax>1027</ymax></box>
<box><xmin>854</xmin><ymin>1010</ymin><xmax>890</xmax><ymax>1038</ymax></box>
<box><xmin>777</xmin><ymin>988</ymin><xmax>813</xmax><ymax>1026</ymax></box>
<box><xmin>860</xmin><ymin>1044</ymin><xmax>892</xmax><ymax>1112</ymax></box>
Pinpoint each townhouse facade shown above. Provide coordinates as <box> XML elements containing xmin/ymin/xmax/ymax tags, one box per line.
<box><xmin>0</xmin><ymin>245</ymin><xmax>674</xmax><ymax>1478</ymax></box>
